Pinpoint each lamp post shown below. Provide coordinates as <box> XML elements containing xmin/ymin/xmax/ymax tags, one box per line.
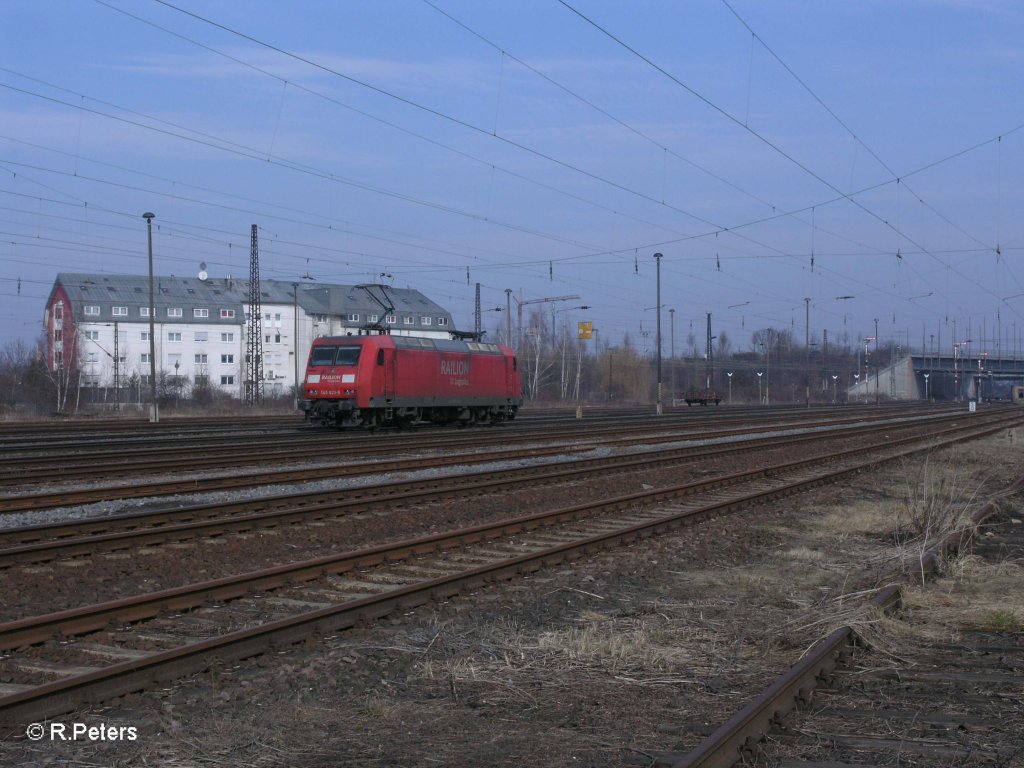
<box><xmin>726</xmin><ymin>371</ymin><xmax>733</xmax><ymax>404</ymax></box>
<box><xmin>654</xmin><ymin>252</ymin><xmax>663</xmax><ymax>415</ymax></box>
<box><xmin>831</xmin><ymin>374</ymin><xmax>837</xmax><ymax>403</ymax></box>
<box><xmin>756</xmin><ymin>371</ymin><xmax>763</xmax><ymax>404</ymax></box>
<box><xmin>923</xmin><ymin>372</ymin><xmax>930</xmax><ymax>401</ymax></box>
<box><xmin>174</xmin><ymin>360</ymin><xmax>180</xmax><ymax>407</ymax></box>
<box><xmin>143</xmin><ymin>212</ymin><xmax>158</xmax><ymax>422</ymax></box>
<box><xmin>854</xmin><ymin>372</ymin><xmax>861</xmax><ymax>402</ymax></box>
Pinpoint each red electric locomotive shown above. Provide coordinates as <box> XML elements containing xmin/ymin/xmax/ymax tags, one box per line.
<box><xmin>301</xmin><ymin>335</ymin><xmax>522</xmax><ymax>428</ymax></box>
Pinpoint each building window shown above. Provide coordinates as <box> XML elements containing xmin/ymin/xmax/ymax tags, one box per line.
<box><xmin>140</xmin><ymin>307</ymin><xmax>150</xmax><ymax>317</ymax></box>
<box><xmin>194</xmin><ymin>331</ymin><xmax>208</xmax><ymax>342</ymax></box>
<box><xmin>220</xmin><ymin>375</ymin><xmax>235</xmax><ymax>386</ymax></box>
<box><xmin>113</xmin><ymin>306</ymin><xmax>128</xmax><ymax>316</ymax></box>
<box><xmin>221</xmin><ymin>354</ymin><xmax>234</xmax><ymax>364</ymax></box>
<box><xmin>221</xmin><ymin>332</ymin><xmax>234</xmax><ymax>342</ymax></box>
<box><xmin>85</xmin><ymin>352</ymin><xmax>99</xmax><ymax>363</ymax></box>
<box><xmin>84</xmin><ymin>330</ymin><xmax>99</xmax><ymax>341</ymax></box>
<box><xmin>368</xmin><ymin>314</ymin><xmax>379</xmax><ymax>323</ymax></box>
<box><xmin>385</xmin><ymin>315</ymin><xmax>396</xmax><ymax>325</ymax></box>
<box><xmin>403</xmin><ymin>316</ymin><xmax>414</xmax><ymax>325</ymax></box>
<box><xmin>420</xmin><ymin>316</ymin><xmax>432</xmax><ymax>326</ymax></box>
<box><xmin>194</xmin><ymin>374</ymin><xmax>209</xmax><ymax>385</ymax></box>
<box><xmin>84</xmin><ymin>305</ymin><xmax>100</xmax><ymax>316</ymax></box>
<box><xmin>194</xmin><ymin>308</ymin><xmax>209</xmax><ymax>318</ymax></box>
<box><xmin>168</xmin><ymin>307</ymin><xmax>183</xmax><ymax>318</ymax></box>
<box><xmin>275</xmin><ymin>333</ymin><xmax>281</xmax><ymax>344</ymax></box>
<box><xmin>141</xmin><ymin>353</ymin><xmax>151</xmax><ymax>364</ymax></box>
<box><xmin>221</xmin><ymin>309</ymin><xmax>235</xmax><ymax>319</ymax></box>
<box><xmin>195</xmin><ymin>353</ymin><xmax>208</xmax><ymax>364</ymax></box>
<box><xmin>437</xmin><ymin>317</ymin><xmax>449</xmax><ymax>327</ymax></box>
<box><xmin>347</xmin><ymin>313</ymin><xmax>360</xmax><ymax>322</ymax></box>
<box><xmin>168</xmin><ymin>332</ymin><xmax>182</xmax><ymax>342</ymax></box>
<box><xmin>141</xmin><ymin>331</ymin><xmax>150</xmax><ymax>341</ymax></box>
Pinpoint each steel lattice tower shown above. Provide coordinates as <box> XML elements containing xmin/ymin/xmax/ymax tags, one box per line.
<box><xmin>245</xmin><ymin>224</ymin><xmax>264</xmax><ymax>405</ymax></box>
<box><xmin>474</xmin><ymin>282</ymin><xmax>482</xmax><ymax>339</ymax></box>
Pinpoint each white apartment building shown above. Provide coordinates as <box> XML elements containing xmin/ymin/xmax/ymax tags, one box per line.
<box><xmin>45</xmin><ymin>272</ymin><xmax>457</xmax><ymax>401</ymax></box>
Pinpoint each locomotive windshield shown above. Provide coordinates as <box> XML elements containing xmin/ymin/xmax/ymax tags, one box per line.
<box><xmin>310</xmin><ymin>345</ymin><xmax>361</xmax><ymax>367</ymax></box>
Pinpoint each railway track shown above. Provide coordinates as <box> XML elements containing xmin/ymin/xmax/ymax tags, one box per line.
<box><xmin>0</xmin><ymin>409</ymin><xmax>1018</xmax><ymax>727</ymax></box>
<box><xmin>0</xmin><ymin>403</ymin><xmax>944</xmax><ymax>459</ymax></box>
<box><xmin>0</xmin><ymin>408</ymin><xmax>963</xmax><ymax>513</ymax></box>
<box><xmin>665</xmin><ymin>462</ymin><xmax>1024</xmax><ymax>767</ymax></box>
<box><xmin>0</xmin><ymin>411</ymin><xmax>1012</xmax><ymax>566</ymax></box>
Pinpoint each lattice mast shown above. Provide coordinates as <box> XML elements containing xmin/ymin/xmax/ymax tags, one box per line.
<box><xmin>245</xmin><ymin>224</ymin><xmax>264</xmax><ymax>405</ymax></box>
<box><xmin>474</xmin><ymin>282</ymin><xmax>482</xmax><ymax>339</ymax></box>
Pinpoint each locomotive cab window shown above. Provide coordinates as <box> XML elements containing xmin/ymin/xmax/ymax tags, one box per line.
<box><xmin>310</xmin><ymin>347</ymin><xmax>337</xmax><ymax>366</ymax></box>
<box><xmin>311</xmin><ymin>346</ymin><xmax>361</xmax><ymax>366</ymax></box>
<box><xmin>336</xmin><ymin>347</ymin><xmax>361</xmax><ymax>366</ymax></box>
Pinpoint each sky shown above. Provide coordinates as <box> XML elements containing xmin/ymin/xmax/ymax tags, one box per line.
<box><xmin>2</xmin><ymin>0</ymin><xmax>1024</xmax><ymax>359</ymax></box>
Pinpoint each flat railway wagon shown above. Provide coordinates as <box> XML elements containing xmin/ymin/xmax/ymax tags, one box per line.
<box><xmin>301</xmin><ymin>334</ymin><xmax>522</xmax><ymax>428</ymax></box>
<box><xmin>681</xmin><ymin>387</ymin><xmax>722</xmax><ymax>406</ymax></box>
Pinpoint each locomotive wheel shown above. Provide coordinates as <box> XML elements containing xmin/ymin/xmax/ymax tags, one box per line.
<box><xmin>396</xmin><ymin>408</ymin><xmax>420</xmax><ymax>430</ymax></box>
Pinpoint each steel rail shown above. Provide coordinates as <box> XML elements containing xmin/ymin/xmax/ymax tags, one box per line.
<box><xmin>0</xmin><ymin>411</ymin><xmax>868</xmax><ymax>466</ymax></box>
<box><xmin>0</xmin><ymin>414</ymin><xmax>1015</xmax><ymax>727</ymax></box>
<box><xmin>0</xmin><ymin>412</ymin><xmax>1001</xmax><ymax>564</ymax></box>
<box><xmin>0</xmin><ymin>409</ymin><xmax>974</xmax><ymax>514</ymax></box>
<box><xmin>0</xmin><ymin>404</ymin><xmax>952</xmax><ymax>456</ymax></box>
<box><xmin>0</xmin><ymin>415</ymin><xmax>1015</xmax><ymax>649</ymax></box>
<box><xmin>669</xmin><ymin>466</ymin><xmax>1024</xmax><ymax>768</ymax></box>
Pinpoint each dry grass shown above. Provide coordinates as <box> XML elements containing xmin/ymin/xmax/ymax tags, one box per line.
<box><xmin>901</xmin><ymin>553</ymin><xmax>1024</xmax><ymax>634</ymax></box>
<box><xmin>816</xmin><ymin>499</ymin><xmax>899</xmax><ymax>538</ymax></box>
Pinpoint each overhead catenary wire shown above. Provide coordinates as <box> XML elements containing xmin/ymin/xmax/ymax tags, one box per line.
<box><xmin>3</xmin><ymin>2</ymin><xmax>1021</xmax><ymax>347</ymax></box>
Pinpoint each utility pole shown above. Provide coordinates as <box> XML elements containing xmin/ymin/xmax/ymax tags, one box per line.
<box><xmin>245</xmin><ymin>224</ymin><xmax>264</xmax><ymax>406</ymax></box>
<box><xmin>505</xmin><ymin>289</ymin><xmax>512</xmax><ymax>347</ymax></box>
<box><xmin>705</xmin><ymin>312</ymin><xmax>712</xmax><ymax>391</ymax></box>
<box><xmin>654</xmin><ymin>252</ymin><xmax>663</xmax><ymax>415</ymax></box>
<box><xmin>292</xmin><ymin>282</ymin><xmax>300</xmax><ymax>411</ymax></box>
<box><xmin>113</xmin><ymin>320</ymin><xmax>120</xmax><ymax>412</ymax></box>
<box><xmin>143</xmin><ymin>212</ymin><xmax>158</xmax><ymax>422</ymax></box>
<box><xmin>805</xmin><ymin>297</ymin><xmax>811</xmax><ymax>407</ymax></box>
<box><xmin>874</xmin><ymin>317</ymin><xmax>879</xmax><ymax>404</ymax></box>
<box><xmin>474</xmin><ymin>282</ymin><xmax>482</xmax><ymax>339</ymax></box>
<box><xmin>669</xmin><ymin>308</ymin><xmax>675</xmax><ymax>403</ymax></box>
